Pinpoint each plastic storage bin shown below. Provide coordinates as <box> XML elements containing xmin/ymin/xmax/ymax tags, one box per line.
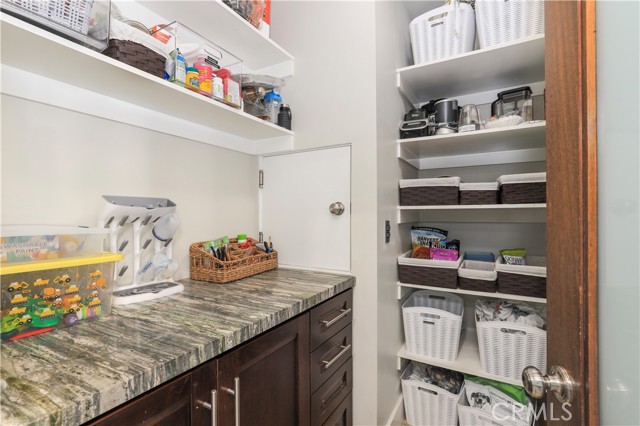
<box><xmin>410</xmin><ymin>1</ymin><xmax>476</xmax><ymax>64</ymax></box>
<box><xmin>497</xmin><ymin>173</ymin><xmax>546</xmax><ymax>204</ymax></box>
<box><xmin>400</xmin><ymin>177</ymin><xmax>460</xmax><ymax>206</ymax></box>
<box><xmin>402</xmin><ymin>361</ymin><xmax>465</xmax><ymax>426</ymax></box>
<box><xmin>475</xmin><ymin>0</ymin><xmax>545</xmax><ymax>49</ymax></box>
<box><xmin>476</xmin><ymin>315</ymin><xmax>547</xmax><ymax>381</ymax></box>
<box><xmin>402</xmin><ymin>289</ymin><xmax>464</xmax><ymax>361</ymax></box>
<box><xmin>398</xmin><ymin>251</ymin><xmax>462</xmax><ymax>289</ymax></box>
<box><xmin>460</xmin><ymin>182</ymin><xmax>499</xmax><ymax>205</ymax></box>
<box><xmin>458</xmin><ymin>392</ymin><xmax>531</xmax><ymax>426</ymax></box>
<box><xmin>458</xmin><ymin>260</ymin><xmax>497</xmax><ymax>293</ymax></box>
<box><xmin>1</xmin><ymin>252</ymin><xmax>122</xmax><ymax>340</ymax></box>
<box><xmin>495</xmin><ymin>256</ymin><xmax>547</xmax><ymax>298</ymax></box>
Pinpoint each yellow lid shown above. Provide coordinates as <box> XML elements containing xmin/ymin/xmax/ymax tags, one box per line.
<box><xmin>0</xmin><ymin>253</ymin><xmax>123</xmax><ymax>275</ymax></box>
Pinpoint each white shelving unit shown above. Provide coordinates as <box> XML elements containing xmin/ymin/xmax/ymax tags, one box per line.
<box><xmin>397</xmin><ymin>330</ymin><xmax>523</xmax><ymax>387</ymax></box>
<box><xmin>396</xmin><ymin>282</ymin><xmax>547</xmax><ymax>304</ymax></box>
<box><xmin>0</xmin><ymin>13</ymin><xmax>294</xmax><ymax>155</ymax></box>
<box><xmin>397</xmin><ymin>204</ymin><xmax>547</xmax><ymax>224</ymax></box>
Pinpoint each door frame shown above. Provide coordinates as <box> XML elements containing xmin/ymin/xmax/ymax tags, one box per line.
<box><xmin>545</xmin><ymin>1</ymin><xmax>598</xmax><ymax>424</ymax></box>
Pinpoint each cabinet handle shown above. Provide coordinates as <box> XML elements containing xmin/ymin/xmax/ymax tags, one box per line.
<box><xmin>196</xmin><ymin>390</ymin><xmax>217</xmax><ymax>426</ymax></box>
<box><xmin>321</xmin><ymin>308</ymin><xmax>352</xmax><ymax>328</ymax></box>
<box><xmin>322</xmin><ymin>344</ymin><xmax>351</xmax><ymax>370</ymax></box>
<box><xmin>225</xmin><ymin>377</ymin><xmax>240</xmax><ymax>426</ymax></box>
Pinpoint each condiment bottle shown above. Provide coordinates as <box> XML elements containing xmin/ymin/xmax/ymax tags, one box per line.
<box><xmin>277</xmin><ymin>104</ymin><xmax>292</xmax><ymax>130</ymax></box>
<box><xmin>194</xmin><ymin>56</ymin><xmax>213</xmax><ymax>97</ymax></box>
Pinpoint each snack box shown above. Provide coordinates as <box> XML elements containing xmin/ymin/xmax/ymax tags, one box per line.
<box><xmin>1</xmin><ymin>226</ymin><xmax>109</xmax><ymax>264</ymax></box>
<box><xmin>1</xmin><ymin>253</ymin><xmax>122</xmax><ymax>341</ymax></box>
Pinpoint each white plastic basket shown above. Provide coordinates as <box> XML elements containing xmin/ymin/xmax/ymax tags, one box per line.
<box><xmin>410</xmin><ymin>1</ymin><xmax>476</xmax><ymax>65</ymax></box>
<box><xmin>402</xmin><ymin>363</ymin><xmax>465</xmax><ymax>426</ymax></box>
<box><xmin>402</xmin><ymin>290</ymin><xmax>464</xmax><ymax>361</ymax></box>
<box><xmin>475</xmin><ymin>0</ymin><xmax>545</xmax><ymax>49</ymax></box>
<box><xmin>476</xmin><ymin>319</ymin><xmax>547</xmax><ymax>381</ymax></box>
<box><xmin>458</xmin><ymin>393</ymin><xmax>530</xmax><ymax>426</ymax></box>
<box><xmin>3</xmin><ymin>0</ymin><xmax>95</xmax><ymax>34</ymax></box>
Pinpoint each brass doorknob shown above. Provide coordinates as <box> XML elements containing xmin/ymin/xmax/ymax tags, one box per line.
<box><xmin>329</xmin><ymin>202</ymin><xmax>345</xmax><ymax>215</ymax></box>
<box><xmin>522</xmin><ymin>365</ymin><xmax>575</xmax><ymax>403</ymax></box>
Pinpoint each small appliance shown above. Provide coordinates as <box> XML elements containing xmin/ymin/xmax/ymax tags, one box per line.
<box><xmin>399</xmin><ymin>108</ymin><xmax>430</xmax><ymax>139</ymax></box>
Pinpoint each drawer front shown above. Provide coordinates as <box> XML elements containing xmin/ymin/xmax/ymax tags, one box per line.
<box><xmin>311</xmin><ymin>324</ymin><xmax>352</xmax><ymax>392</ymax></box>
<box><xmin>321</xmin><ymin>391</ymin><xmax>352</xmax><ymax>426</ymax></box>
<box><xmin>311</xmin><ymin>358</ymin><xmax>353</xmax><ymax>426</ymax></box>
<box><xmin>310</xmin><ymin>289</ymin><xmax>353</xmax><ymax>351</ymax></box>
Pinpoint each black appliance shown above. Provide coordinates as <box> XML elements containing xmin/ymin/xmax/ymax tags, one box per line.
<box><xmin>399</xmin><ymin>108</ymin><xmax>430</xmax><ymax>139</ymax></box>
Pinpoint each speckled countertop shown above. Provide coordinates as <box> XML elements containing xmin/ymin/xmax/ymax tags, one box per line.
<box><xmin>0</xmin><ymin>269</ymin><xmax>354</xmax><ymax>426</ymax></box>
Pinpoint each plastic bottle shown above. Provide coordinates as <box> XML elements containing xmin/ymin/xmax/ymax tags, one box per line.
<box><xmin>212</xmin><ymin>74</ymin><xmax>224</xmax><ymax>100</ymax></box>
<box><xmin>174</xmin><ymin>49</ymin><xmax>187</xmax><ymax>86</ymax></box>
<box><xmin>194</xmin><ymin>56</ymin><xmax>213</xmax><ymax>96</ymax></box>
<box><xmin>263</xmin><ymin>91</ymin><xmax>282</xmax><ymax>124</ymax></box>
<box><xmin>152</xmin><ymin>213</ymin><xmax>181</xmax><ymax>242</ymax></box>
<box><xmin>277</xmin><ymin>104</ymin><xmax>292</xmax><ymax>130</ymax></box>
<box><xmin>136</xmin><ymin>254</ymin><xmax>170</xmax><ymax>283</ymax></box>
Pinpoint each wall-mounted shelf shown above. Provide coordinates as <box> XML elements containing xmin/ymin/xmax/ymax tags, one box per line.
<box><xmin>398</xmin><ymin>121</ymin><xmax>546</xmax><ymax>169</ymax></box>
<box><xmin>0</xmin><ymin>14</ymin><xmax>293</xmax><ymax>155</ymax></box>
<box><xmin>397</xmin><ymin>282</ymin><xmax>546</xmax><ymax>304</ymax></box>
<box><xmin>397</xmin><ymin>34</ymin><xmax>545</xmax><ymax>106</ymax></box>
<box><xmin>397</xmin><ymin>330</ymin><xmax>523</xmax><ymax>386</ymax></box>
<box><xmin>397</xmin><ymin>204</ymin><xmax>547</xmax><ymax>224</ymax></box>
<box><xmin>144</xmin><ymin>0</ymin><xmax>294</xmax><ymax>76</ymax></box>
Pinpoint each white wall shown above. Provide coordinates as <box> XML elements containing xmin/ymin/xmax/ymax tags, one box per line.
<box><xmin>0</xmin><ymin>95</ymin><xmax>259</xmax><ymax>279</ymax></box>
<box><xmin>270</xmin><ymin>2</ymin><xmax>379</xmax><ymax>424</ymax></box>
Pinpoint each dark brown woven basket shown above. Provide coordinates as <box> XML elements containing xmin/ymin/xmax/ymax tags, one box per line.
<box><xmin>458</xmin><ymin>277</ymin><xmax>497</xmax><ymax>292</ymax></box>
<box><xmin>460</xmin><ymin>190</ymin><xmax>498</xmax><ymax>205</ymax></box>
<box><xmin>103</xmin><ymin>39</ymin><xmax>166</xmax><ymax>79</ymax></box>
<box><xmin>500</xmin><ymin>182</ymin><xmax>546</xmax><ymax>204</ymax></box>
<box><xmin>398</xmin><ymin>264</ymin><xmax>458</xmax><ymax>289</ymax></box>
<box><xmin>399</xmin><ymin>186</ymin><xmax>459</xmax><ymax>206</ymax></box>
<box><xmin>189</xmin><ymin>238</ymin><xmax>278</xmax><ymax>284</ymax></box>
<box><xmin>497</xmin><ymin>272</ymin><xmax>546</xmax><ymax>298</ymax></box>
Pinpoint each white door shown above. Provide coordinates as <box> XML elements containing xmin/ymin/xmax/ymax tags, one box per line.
<box><xmin>260</xmin><ymin>146</ymin><xmax>350</xmax><ymax>271</ymax></box>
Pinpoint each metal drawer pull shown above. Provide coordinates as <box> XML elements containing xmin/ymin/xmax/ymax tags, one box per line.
<box><xmin>196</xmin><ymin>390</ymin><xmax>217</xmax><ymax>426</ymax></box>
<box><xmin>322</xmin><ymin>308</ymin><xmax>352</xmax><ymax>328</ymax></box>
<box><xmin>322</xmin><ymin>344</ymin><xmax>352</xmax><ymax>370</ymax></box>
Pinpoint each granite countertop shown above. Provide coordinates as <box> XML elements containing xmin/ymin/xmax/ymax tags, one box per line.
<box><xmin>0</xmin><ymin>269</ymin><xmax>354</xmax><ymax>426</ymax></box>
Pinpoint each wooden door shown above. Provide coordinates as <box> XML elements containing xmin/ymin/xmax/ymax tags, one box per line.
<box><xmin>542</xmin><ymin>1</ymin><xmax>598</xmax><ymax>424</ymax></box>
<box><xmin>217</xmin><ymin>314</ymin><xmax>311</xmax><ymax>426</ymax></box>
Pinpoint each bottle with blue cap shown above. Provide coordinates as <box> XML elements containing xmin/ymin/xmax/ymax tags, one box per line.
<box><xmin>263</xmin><ymin>91</ymin><xmax>282</xmax><ymax>124</ymax></box>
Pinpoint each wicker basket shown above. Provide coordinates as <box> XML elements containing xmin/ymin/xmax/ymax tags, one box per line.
<box><xmin>402</xmin><ymin>290</ymin><xmax>464</xmax><ymax>360</ymax></box>
<box><xmin>495</xmin><ymin>256</ymin><xmax>546</xmax><ymax>298</ymax></box>
<box><xmin>3</xmin><ymin>0</ymin><xmax>95</xmax><ymax>34</ymax></box>
<box><xmin>475</xmin><ymin>0</ymin><xmax>545</xmax><ymax>49</ymax></box>
<box><xmin>398</xmin><ymin>251</ymin><xmax>462</xmax><ymax>289</ymax></box>
<box><xmin>460</xmin><ymin>182</ymin><xmax>498</xmax><ymax>205</ymax></box>
<box><xmin>103</xmin><ymin>39</ymin><xmax>166</xmax><ymax>78</ymax></box>
<box><xmin>458</xmin><ymin>393</ymin><xmax>531</xmax><ymax>426</ymax></box>
<box><xmin>189</xmin><ymin>238</ymin><xmax>278</xmax><ymax>284</ymax></box>
<box><xmin>458</xmin><ymin>260</ymin><xmax>497</xmax><ymax>293</ymax></box>
<box><xmin>399</xmin><ymin>177</ymin><xmax>460</xmax><ymax>206</ymax></box>
<box><xmin>402</xmin><ymin>362</ymin><xmax>465</xmax><ymax>426</ymax></box>
<box><xmin>498</xmin><ymin>173</ymin><xmax>546</xmax><ymax>204</ymax></box>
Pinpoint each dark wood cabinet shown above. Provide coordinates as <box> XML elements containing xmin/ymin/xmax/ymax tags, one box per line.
<box><xmin>84</xmin><ymin>289</ymin><xmax>353</xmax><ymax>426</ymax></box>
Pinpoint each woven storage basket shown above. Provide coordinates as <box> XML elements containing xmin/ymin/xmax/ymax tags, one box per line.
<box><xmin>475</xmin><ymin>0</ymin><xmax>545</xmax><ymax>49</ymax></box>
<box><xmin>189</xmin><ymin>238</ymin><xmax>277</xmax><ymax>284</ymax></box>
<box><xmin>103</xmin><ymin>39</ymin><xmax>166</xmax><ymax>78</ymax></box>
<box><xmin>460</xmin><ymin>182</ymin><xmax>499</xmax><ymax>205</ymax></box>
<box><xmin>400</xmin><ymin>177</ymin><xmax>460</xmax><ymax>206</ymax></box>
<box><xmin>476</xmin><ymin>318</ymin><xmax>547</xmax><ymax>381</ymax></box>
<box><xmin>402</xmin><ymin>362</ymin><xmax>465</xmax><ymax>426</ymax></box>
<box><xmin>498</xmin><ymin>173</ymin><xmax>546</xmax><ymax>204</ymax></box>
<box><xmin>402</xmin><ymin>289</ymin><xmax>464</xmax><ymax>361</ymax></box>
<box><xmin>458</xmin><ymin>393</ymin><xmax>531</xmax><ymax>426</ymax></box>
<box><xmin>398</xmin><ymin>251</ymin><xmax>462</xmax><ymax>289</ymax></box>
<box><xmin>410</xmin><ymin>1</ymin><xmax>476</xmax><ymax>64</ymax></box>
<box><xmin>496</xmin><ymin>256</ymin><xmax>546</xmax><ymax>298</ymax></box>
<box><xmin>3</xmin><ymin>0</ymin><xmax>95</xmax><ymax>34</ymax></box>
<box><xmin>458</xmin><ymin>260</ymin><xmax>497</xmax><ymax>293</ymax></box>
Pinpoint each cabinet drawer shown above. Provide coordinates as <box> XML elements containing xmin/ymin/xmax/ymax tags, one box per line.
<box><xmin>322</xmin><ymin>391</ymin><xmax>352</xmax><ymax>426</ymax></box>
<box><xmin>310</xmin><ymin>289</ymin><xmax>353</xmax><ymax>351</ymax></box>
<box><xmin>311</xmin><ymin>358</ymin><xmax>352</xmax><ymax>426</ymax></box>
<box><xmin>311</xmin><ymin>324</ymin><xmax>352</xmax><ymax>392</ymax></box>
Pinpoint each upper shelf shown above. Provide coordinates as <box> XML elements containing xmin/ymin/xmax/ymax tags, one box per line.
<box><xmin>0</xmin><ymin>14</ymin><xmax>293</xmax><ymax>155</ymax></box>
<box><xmin>143</xmin><ymin>0</ymin><xmax>294</xmax><ymax>74</ymax></box>
<box><xmin>397</xmin><ymin>34</ymin><xmax>545</xmax><ymax>105</ymax></box>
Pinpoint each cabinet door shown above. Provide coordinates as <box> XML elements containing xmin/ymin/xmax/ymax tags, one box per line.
<box><xmin>192</xmin><ymin>359</ymin><xmax>218</xmax><ymax>426</ymax></box>
<box><xmin>86</xmin><ymin>374</ymin><xmax>192</xmax><ymax>426</ymax></box>
<box><xmin>217</xmin><ymin>314</ymin><xmax>311</xmax><ymax>426</ymax></box>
